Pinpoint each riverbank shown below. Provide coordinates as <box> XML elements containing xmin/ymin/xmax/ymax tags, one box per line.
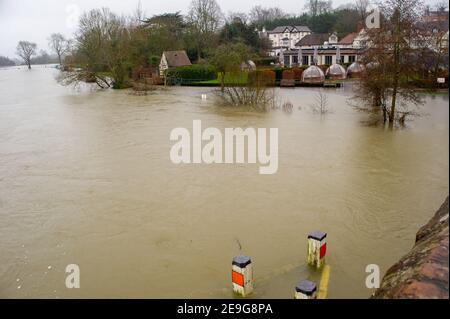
<box><xmin>373</xmin><ymin>197</ymin><xmax>449</xmax><ymax>299</ymax></box>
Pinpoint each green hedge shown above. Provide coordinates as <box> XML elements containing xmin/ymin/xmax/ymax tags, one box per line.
<box><xmin>273</xmin><ymin>68</ymin><xmax>284</xmax><ymax>81</ymax></box>
<box><xmin>167</xmin><ymin>64</ymin><xmax>217</xmax><ymax>81</ymax></box>
<box><xmin>254</xmin><ymin>57</ymin><xmax>278</xmax><ymax>66</ymax></box>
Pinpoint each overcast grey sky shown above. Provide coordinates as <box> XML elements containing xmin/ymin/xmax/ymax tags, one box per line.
<box><xmin>0</xmin><ymin>0</ymin><xmax>441</xmax><ymax>58</ymax></box>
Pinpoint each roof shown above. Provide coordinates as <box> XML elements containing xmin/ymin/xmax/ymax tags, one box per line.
<box><xmin>283</xmin><ymin>48</ymin><xmax>361</xmax><ymax>55</ymax></box>
<box><xmin>339</xmin><ymin>32</ymin><xmax>358</xmax><ymax>45</ymax></box>
<box><xmin>416</xmin><ymin>20</ymin><xmax>449</xmax><ymax>33</ymax></box>
<box><xmin>162</xmin><ymin>50</ymin><xmax>192</xmax><ymax>67</ymax></box>
<box><xmin>423</xmin><ymin>10</ymin><xmax>449</xmax><ymax>23</ymax></box>
<box><xmin>268</xmin><ymin>25</ymin><xmax>311</xmax><ymax>34</ymax></box>
<box><xmin>296</xmin><ymin>34</ymin><xmax>329</xmax><ymax>46</ymax></box>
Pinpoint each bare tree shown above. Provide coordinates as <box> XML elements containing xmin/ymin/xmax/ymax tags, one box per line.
<box><xmin>249</xmin><ymin>5</ymin><xmax>287</xmax><ymax>26</ymax></box>
<box><xmin>352</xmin><ymin>0</ymin><xmax>426</xmax><ymax>127</ymax></box>
<box><xmin>226</xmin><ymin>11</ymin><xmax>248</xmax><ymax>24</ymax></box>
<box><xmin>60</xmin><ymin>8</ymin><xmax>131</xmax><ymax>89</ymax></box>
<box><xmin>304</xmin><ymin>0</ymin><xmax>333</xmax><ymax>17</ymax></box>
<box><xmin>16</xmin><ymin>41</ymin><xmax>37</xmax><ymax>69</ymax></box>
<box><xmin>434</xmin><ymin>1</ymin><xmax>449</xmax><ymax>11</ymax></box>
<box><xmin>187</xmin><ymin>0</ymin><xmax>223</xmax><ymax>59</ymax></box>
<box><xmin>131</xmin><ymin>0</ymin><xmax>145</xmax><ymax>26</ymax></box>
<box><xmin>48</xmin><ymin>33</ymin><xmax>71</xmax><ymax>66</ymax></box>
<box><xmin>310</xmin><ymin>91</ymin><xmax>331</xmax><ymax>114</ymax></box>
<box><xmin>354</xmin><ymin>0</ymin><xmax>371</xmax><ymax>19</ymax></box>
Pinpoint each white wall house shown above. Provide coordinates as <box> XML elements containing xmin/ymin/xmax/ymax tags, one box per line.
<box><xmin>265</xmin><ymin>26</ymin><xmax>311</xmax><ymax>56</ymax></box>
<box><xmin>159</xmin><ymin>50</ymin><xmax>192</xmax><ymax>77</ymax></box>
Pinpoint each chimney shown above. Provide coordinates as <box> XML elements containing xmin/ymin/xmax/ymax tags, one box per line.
<box><xmin>356</xmin><ymin>21</ymin><xmax>364</xmax><ymax>33</ymax></box>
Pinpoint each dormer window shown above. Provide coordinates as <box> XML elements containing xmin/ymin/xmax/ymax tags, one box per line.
<box><xmin>329</xmin><ymin>34</ymin><xmax>338</xmax><ymax>43</ymax></box>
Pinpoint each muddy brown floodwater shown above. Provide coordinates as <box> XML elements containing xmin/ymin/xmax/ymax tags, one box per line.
<box><xmin>0</xmin><ymin>65</ymin><xmax>448</xmax><ymax>298</ymax></box>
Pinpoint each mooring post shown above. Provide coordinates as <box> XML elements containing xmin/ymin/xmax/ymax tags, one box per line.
<box><xmin>232</xmin><ymin>255</ymin><xmax>253</xmax><ymax>297</ymax></box>
<box><xmin>307</xmin><ymin>230</ymin><xmax>327</xmax><ymax>268</ymax></box>
<box><xmin>294</xmin><ymin>279</ymin><xmax>317</xmax><ymax>299</ymax></box>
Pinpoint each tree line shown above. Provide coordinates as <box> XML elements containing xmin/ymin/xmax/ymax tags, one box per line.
<box><xmin>14</xmin><ymin>0</ymin><xmax>374</xmax><ymax>71</ymax></box>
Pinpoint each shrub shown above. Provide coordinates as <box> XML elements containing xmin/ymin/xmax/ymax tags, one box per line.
<box><xmin>167</xmin><ymin>64</ymin><xmax>217</xmax><ymax>81</ymax></box>
<box><xmin>318</xmin><ymin>65</ymin><xmax>329</xmax><ymax>73</ymax></box>
<box><xmin>148</xmin><ymin>55</ymin><xmax>160</xmax><ymax>66</ymax></box>
<box><xmin>254</xmin><ymin>57</ymin><xmax>278</xmax><ymax>66</ymax></box>
<box><xmin>282</xmin><ymin>69</ymin><xmax>295</xmax><ymax>80</ymax></box>
<box><xmin>273</xmin><ymin>67</ymin><xmax>284</xmax><ymax>81</ymax></box>
<box><xmin>248</xmin><ymin>70</ymin><xmax>276</xmax><ymax>87</ymax></box>
<box><xmin>262</xmin><ymin>70</ymin><xmax>276</xmax><ymax>86</ymax></box>
<box><xmin>292</xmin><ymin>68</ymin><xmax>303</xmax><ymax>80</ymax></box>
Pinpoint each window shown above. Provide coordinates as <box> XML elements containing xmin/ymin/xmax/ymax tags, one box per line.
<box><xmin>325</xmin><ymin>56</ymin><xmax>332</xmax><ymax>65</ymax></box>
<box><xmin>284</xmin><ymin>56</ymin><xmax>290</xmax><ymax>66</ymax></box>
<box><xmin>348</xmin><ymin>55</ymin><xmax>356</xmax><ymax>63</ymax></box>
<box><xmin>293</xmin><ymin>56</ymin><xmax>298</xmax><ymax>64</ymax></box>
<box><xmin>302</xmin><ymin>55</ymin><xmax>309</xmax><ymax>65</ymax></box>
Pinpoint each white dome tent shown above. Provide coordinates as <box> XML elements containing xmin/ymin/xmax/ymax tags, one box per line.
<box><xmin>347</xmin><ymin>61</ymin><xmax>366</xmax><ymax>78</ymax></box>
<box><xmin>326</xmin><ymin>64</ymin><xmax>346</xmax><ymax>80</ymax></box>
<box><xmin>302</xmin><ymin>65</ymin><xmax>325</xmax><ymax>84</ymax></box>
<box><xmin>325</xmin><ymin>46</ymin><xmax>346</xmax><ymax>80</ymax></box>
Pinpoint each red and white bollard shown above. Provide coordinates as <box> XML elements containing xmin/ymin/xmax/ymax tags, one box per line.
<box><xmin>294</xmin><ymin>279</ymin><xmax>317</xmax><ymax>299</ymax></box>
<box><xmin>232</xmin><ymin>255</ymin><xmax>253</xmax><ymax>297</ymax></box>
<box><xmin>307</xmin><ymin>231</ymin><xmax>327</xmax><ymax>268</ymax></box>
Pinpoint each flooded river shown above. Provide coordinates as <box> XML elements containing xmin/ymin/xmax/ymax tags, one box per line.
<box><xmin>0</xmin><ymin>65</ymin><xmax>448</xmax><ymax>298</ymax></box>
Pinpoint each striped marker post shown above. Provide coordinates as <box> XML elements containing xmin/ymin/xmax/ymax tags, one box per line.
<box><xmin>294</xmin><ymin>280</ymin><xmax>317</xmax><ymax>299</ymax></box>
<box><xmin>232</xmin><ymin>255</ymin><xmax>253</xmax><ymax>297</ymax></box>
<box><xmin>307</xmin><ymin>231</ymin><xmax>327</xmax><ymax>268</ymax></box>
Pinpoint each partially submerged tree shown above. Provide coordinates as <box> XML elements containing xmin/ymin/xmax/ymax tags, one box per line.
<box><xmin>217</xmin><ymin>69</ymin><xmax>278</xmax><ymax>110</ymax></box>
<box><xmin>16</xmin><ymin>41</ymin><xmax>37</xmax><ymax>69</ymax></box>
<box><xmin>210</xmin><ymin>42</ymin><xmax>252</xmax><ymax>92</ymax></box>
<box><xmin>48</xmin><ymin>33</ymin><xmax>71</xmax><ymax>65</ymax></box>
<box><xmin>310</xmin><ymin>90</ymin><xmax>331</xmax><ymax>114</ymax></box>
<box><xmin>352</xmin><ymin>0</ymin><xmax>426</xmax><ymax>127</ymax></box>
<box><xmin>60</xmin><ymin>8</ymin><xmax>131</xmax><ymax>89</ymax></box>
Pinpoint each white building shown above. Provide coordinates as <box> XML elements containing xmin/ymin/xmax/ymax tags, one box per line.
<box><xmin>275</xmin><ymin>30</ymin><xmax>366</xmax><ymax>67</ymax></box>
<box><xmin>263</xmin><ymin>25</ymin><xmax>311</xmax><ymax>56</ymax></box>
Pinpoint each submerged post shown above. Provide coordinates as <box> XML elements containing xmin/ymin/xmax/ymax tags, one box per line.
<box><xmin>294</xmin><ymin>279</ymin><xmax>317</xmax><ymax>299</ymax></box>
<box><xmin>232</xmin><ymin>255</ymin><xmax>253</xmax><ymax>297</ymax></box>
<box><xmin>307</xmin><ymin>231</ymin><xmax>327</xmax><ymax>268</ymax></box>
